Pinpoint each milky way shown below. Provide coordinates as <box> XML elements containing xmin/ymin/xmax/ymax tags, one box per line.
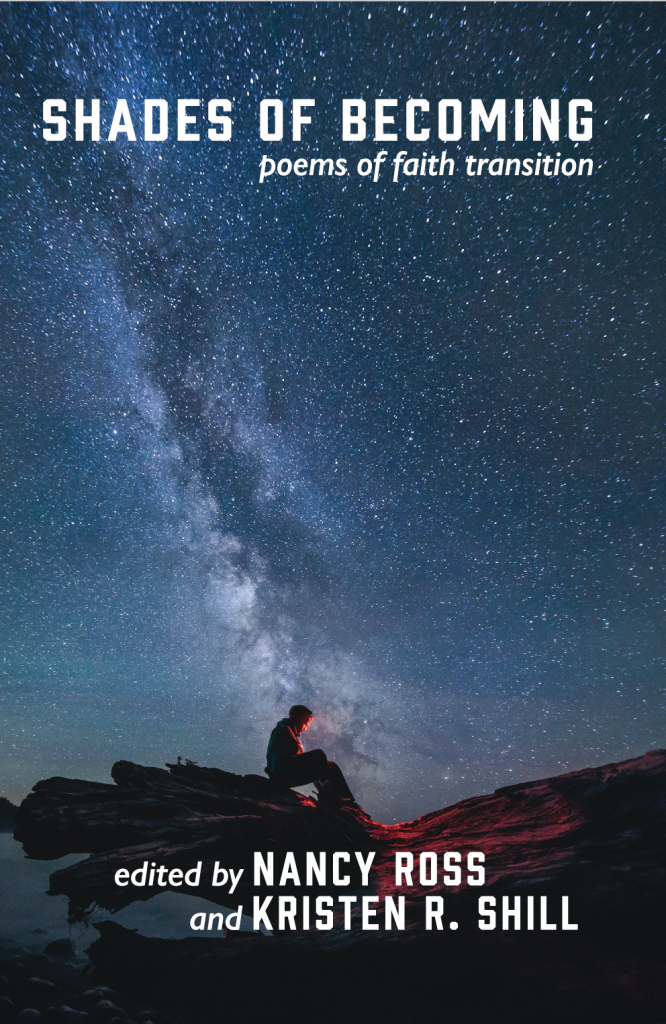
<box><xmin>1</xmin><ymin>4</ymin><xmax>664</xmax><ymax>821</ymax></box>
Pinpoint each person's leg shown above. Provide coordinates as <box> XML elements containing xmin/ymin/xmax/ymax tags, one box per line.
<box><xmin>274</xmin><ymin>750</ymin><xmax>356</xmax><ymax>804</ymax></box>
<box><xmin>323</xmin><ymin>760</ymin><xmax>355</xmax><ymax>802</ymax></box>
<box><xmin>273</xmin><ymin>749</ymin><xmax>328</xmax><ymax>788</ymax></box>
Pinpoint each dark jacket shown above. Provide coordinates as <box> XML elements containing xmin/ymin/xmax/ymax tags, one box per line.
<box><xmin>266</xmin><ymin>718</ymin><xmax>303</xmax><ymax>774</ymax></box>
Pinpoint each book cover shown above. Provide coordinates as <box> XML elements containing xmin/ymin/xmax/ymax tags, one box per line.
<box><xmin>1</xmin><ymin>3</ymin><xmax>664</xmax><ymax>1022</ymax></box>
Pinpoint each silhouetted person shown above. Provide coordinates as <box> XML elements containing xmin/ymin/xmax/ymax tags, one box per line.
<box><xmin>265</xmin><ymin>704</ymin><xmax>356</xmax><ymax>806</ymax></box>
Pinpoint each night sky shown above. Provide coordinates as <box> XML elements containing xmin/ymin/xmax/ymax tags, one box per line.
<box><xmin>1</xmin><ymin>3</ymin><xmax>664</xmax><ymax>822</ymax></box>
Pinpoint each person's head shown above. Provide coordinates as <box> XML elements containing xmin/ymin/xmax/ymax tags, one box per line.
<box><xmin>288</xmin><ymin>704</ymin><xmax>313</xmax><ymax>734</ymax></box>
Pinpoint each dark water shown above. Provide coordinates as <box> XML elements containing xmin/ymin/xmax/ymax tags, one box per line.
<box><xmin>0</xmin><ymin>834</ymin><xmax>257</xmax><ymax>954</ymax></box>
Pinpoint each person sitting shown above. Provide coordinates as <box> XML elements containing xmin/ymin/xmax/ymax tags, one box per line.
<box><xmin>265</xmin><ymin>704</ymin><xmax>356</xmax><ymax>806</ymax></box>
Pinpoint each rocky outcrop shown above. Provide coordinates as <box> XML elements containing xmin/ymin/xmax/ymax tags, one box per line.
<box><xmin>14</xmin><ymin>751</ymin><xmax>666</xmax><ymax>1024</ymax></box>
<box><xmin>14</xmin><ymin>760</ymin><xmax>379</xmax><ymax>919</ymax></box>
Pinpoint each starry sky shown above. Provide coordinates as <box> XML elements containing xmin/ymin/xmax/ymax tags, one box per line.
<box><xmin>0</xmin><ymin>3</ymin><xmax>664</xmax><ymax>822</ymax></box>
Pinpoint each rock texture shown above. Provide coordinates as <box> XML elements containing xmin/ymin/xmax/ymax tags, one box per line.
<box><xmin>14</xmin><ymin>751</ymin><xmax>666</xmax><ymax>1024</ymax></box>
<box><xmin>0</xmin><ymin>945</ymin><xmax>169</xmax><ymax>1024</ymax></box>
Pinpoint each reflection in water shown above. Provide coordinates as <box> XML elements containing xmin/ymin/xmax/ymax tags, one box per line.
<box><xmin>0</xmin><ymin>834</ymin><xmax>256</xmax><ymax>952</ymax></box>
<box><xmin>101</xmin><ymin>894</ymin><xmax>257</xmax><ymax>938</ymax></box>
<box><xmin>0</xmin><ymin>833</ymin><xmax>83</xmax><ymax>952</ymax></box>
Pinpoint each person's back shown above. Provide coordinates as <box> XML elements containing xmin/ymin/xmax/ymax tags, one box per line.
<box><xmin>266</xmin><ymin>717</ymin><xmax>302</xmax><ymax>776</ymax></box>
